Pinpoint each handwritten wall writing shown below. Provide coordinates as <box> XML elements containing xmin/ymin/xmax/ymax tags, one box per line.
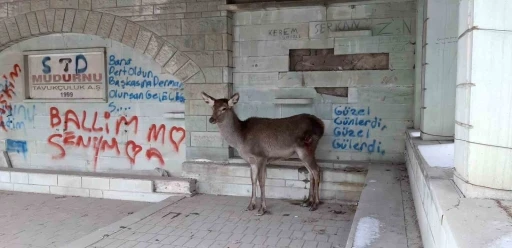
<box><xmin>6</xmin><ymin>139</ymin><xmax>28</xmax><ymax>158</ymax></box>
<box><xmin>268</xmin><ymin>28</ymin><xmax>301</xmax><ymax>39</ymax></box>
<box><xmin>47</xmin><ymin>107</ymin><xmax>186</xmax><ymax>171</ymax></box>
<box><xmin>331</xmin><ymin>106</ymin><xmax>387</xmax><ymax>155</ymax></box>
<box><xmin>0</xmin><ymin>64</ymin><xmax>22</xmax><ymax>132</ymax></box>
<box><xmin>108</xmin><ymin>102</ymin><xmax>131</xmax><ymax>113</ymax></box>
<box><xmin>0</xmin><ymin>104</ymin><xmax>36</xmax><ymax>132</ymax></box>
<box><xmin>107</xmin><ymin>55</ymin><xmax>186</xmax><ymax>103</ymax></box>
<box><xmin>311</xmin><ymin>19</ymin><xmax>413</xmax><ymax>38</ymax></box>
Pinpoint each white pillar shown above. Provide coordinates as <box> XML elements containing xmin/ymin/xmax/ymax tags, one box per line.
<box><xmin>454</xmin><ymin>0</ymin><xmax>512</xmax><ymax>199</ymax></box>
<box><xmin>419</xmin><ymin>0</ymin><xmax>459</xmax><ymax>140</ymax></box>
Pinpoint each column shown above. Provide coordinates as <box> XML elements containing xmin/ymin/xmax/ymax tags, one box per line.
<box><xmin>454</xmin><ymin>0</ymin><xmax>512</xmax><ymax>199</ymax></box>
<box><xmin>419</xmin><ymin>0</ymin><xmax>459</xmax><ymax>140</ymax></box>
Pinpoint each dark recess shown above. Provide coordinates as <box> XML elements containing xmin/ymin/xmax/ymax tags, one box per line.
<box><xmin>289</xmin><ymin>48</ymin><xmax>390</xmax><ymax>71</ymax></box>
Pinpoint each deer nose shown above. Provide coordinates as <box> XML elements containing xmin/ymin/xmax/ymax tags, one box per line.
<box><xmin>209</xmin><ymin>117</ymin><xmax>217</xmax><ymax>124</ymax></box>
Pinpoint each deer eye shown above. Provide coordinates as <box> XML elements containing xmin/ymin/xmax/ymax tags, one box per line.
<box><xmin>220</xmin><ymin>107</ymin><xmax>227</xmax><ymax>112</ymax></box>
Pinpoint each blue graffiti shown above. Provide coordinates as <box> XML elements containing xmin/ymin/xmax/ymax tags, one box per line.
<box><xmin>42</xmin><ymin>56</ymin><xmax>51</xmax><ymax>74</ymax></box>
<box><xmin>1</xmin><ymin>104</ymin><xmax>35</xmax><ymax>132</ymax></box>
<box><xmin>108</xmin><ymin>55</ymin><xmax>132</xmax><ymax>66</ymax></box>
<box><xmin>41</xmin><ymin>55</ymin><xmax>89</xmax><ymax>74</ymax></box>
<box><xmin>6</xmin><ymin>139</ymin><xmax>28</xmax><ymax>158</ymax></box>
<box><xmin>108</xmin><ymin>76</ymin><xmax>183</xmax><ymax>89</ymax></box>
<box><xmin>332</xmin><ymin>106</ymin><xmax>386</xmax><ymax>155</ymax></box>
<box><xmin>75</xmin><ymin>54</ymin><xmax>88</xmax><ymax>74</ymax></box>
<box><xmin>333</xmin><ymin>106</ymin><xmax>371</xmax><ymax>116</ymax></box>
<box><xmin>108</xmin><ymin>90</ymin><xmax>186</xmax><ymax>103</ymax></box>
<box><xmin>332</xmin><ymin>139</ymin><xmax>384</xmax><ymax>155</ymax></box>
<box><xmin>108</xmin><ymin>102</ymin><xmax>131</xmax><ymax>113</ymax></box>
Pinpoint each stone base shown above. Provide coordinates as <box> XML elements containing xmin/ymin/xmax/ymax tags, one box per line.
<box><xmin>0</xmin><ymin>167</ymin><xmax>196</xmax><ymax>202</ymax></box>
<box><xmin>453</xmin><ymin>174</ymin><xmax>512</xmax><ymax>201</ymax></box>
<box><xmin>182</xmin><ymin>160</ymin><xmax>368</xmax><ymax>203</ymax></box>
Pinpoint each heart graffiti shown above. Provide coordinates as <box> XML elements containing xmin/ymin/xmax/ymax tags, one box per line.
<box><xmin>125</xmin><ymin>140</ymin><xmax>142</xmax><ymax>165</ymax></box>
<box><xmin>170</xmin><ymin>126</ymin><xmax>186</xmax><ymax>152</ymax></box>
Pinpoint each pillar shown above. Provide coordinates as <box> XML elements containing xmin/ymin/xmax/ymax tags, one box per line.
<box><xmin>418</xmin><ymin>0</ymin><xmax>458</xmax><ymax>140</ymax></box>
<box><xmin>454</xmin><ymin>0</ymin><xmax>512</xmax><ymax>199</ymax></box>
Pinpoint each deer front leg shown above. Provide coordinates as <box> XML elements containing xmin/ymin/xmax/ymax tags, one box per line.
<box><xmin>246</xmin><ymin>164</ymin><xmax>258</xmax><ymax>211</ymax></box>
<box><xmin>257</xmin><ymin>163</ymin><xmax>267</xmax><ymax>216</ymax></box>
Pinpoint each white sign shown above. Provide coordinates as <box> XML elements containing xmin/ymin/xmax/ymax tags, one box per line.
<box><xmin>26</xmin><ymin>49</ymin><xmax>106</xmax><ymax>100</ymax></box>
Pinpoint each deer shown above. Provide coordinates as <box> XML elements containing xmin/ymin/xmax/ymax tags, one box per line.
<box><xmin>201</xmin><ymin>92</ymin><xmax>325</xmax><ymax>215</ymax></box>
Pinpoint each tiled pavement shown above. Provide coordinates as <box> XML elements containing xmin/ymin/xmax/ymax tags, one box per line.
<box><xmin>0</xmin><ymin>191</ymin><xmax>151</xmax><ymax>248</ymax></box>
<box><xmin>85</xmin><ymin>195</ymin><xmax>357</xmax><ymax>248</ymax></box>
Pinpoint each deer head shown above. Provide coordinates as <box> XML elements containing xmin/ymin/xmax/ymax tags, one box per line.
<box><xmin>201</xmin><ymin>92</ymin><xmax>240</xmax><ymax>124</ymax></box>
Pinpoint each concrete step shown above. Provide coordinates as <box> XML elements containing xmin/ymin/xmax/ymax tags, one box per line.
<box><xmin>344</xmin><ymin>164</ymin><xmax>415</xmax><ymax>248</ymax></box>
<box><xmin>182</xmin><ymin>161</ymin><xmax>368</xmax><ymax>203</ymax></box>
<box><xmin>0</xmin><ymin>167</ymin><xmax>196</xmax><ymax>202</ymax></box>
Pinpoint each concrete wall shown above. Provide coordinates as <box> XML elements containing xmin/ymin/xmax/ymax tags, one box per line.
<box><xmin>232</xmin><ymin>1</ymin><xmax>417</xmax><ymax>163</ymax></box>
<box><xmin>0</xmin><ymin>0</ymin><xmax>420</xmax><ymax>176</ymax></box>
<box><xmin>0</xmin><ymin>34</ymin><xmax>187</xmax><ymax>175</ymax></box>
<box><xmin>0</xmin><ymin>0</ymin><xmax>231</xmax><ymax>174</ymax></box>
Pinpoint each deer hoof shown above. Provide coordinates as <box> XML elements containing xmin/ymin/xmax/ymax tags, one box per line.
<box><xmin>257</xmin><ymin>208</ymin><xmax>267</xmax><ymax>216</ymax></box>
<box><xmin>309</xmin><ymin>204</ymin><xmax>318</xmax><ymax>211</ymax></box>
<box><xmin>246</xmin><ymin>203</ymin><xmax>255</xmax><ymax>211</ymax></box>
<box><xmin>301</xmin><ymin>201</ymin><xmax>311</xmax><ymax>207</ymax></box>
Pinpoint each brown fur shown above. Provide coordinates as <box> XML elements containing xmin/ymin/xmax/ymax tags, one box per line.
<box><xmin>201</xmin><ymin>92</ymin><xmax>325</xmax><ymax>215</ymax></box>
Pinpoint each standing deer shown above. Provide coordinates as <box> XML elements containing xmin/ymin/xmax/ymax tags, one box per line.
<box><xmin>201</xmin><ymin>92</ymin><xmax>325</xmax><ymax>215</ymax></box>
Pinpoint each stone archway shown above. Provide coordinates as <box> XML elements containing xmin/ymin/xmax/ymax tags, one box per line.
<box><xmin>0</xmin><ymin>9</ymin><xmax>206</xmax><ymax>83</ymax></box>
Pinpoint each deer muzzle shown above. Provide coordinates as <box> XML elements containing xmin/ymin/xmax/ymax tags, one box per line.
<box><xmin>209</xmin><ymin>116</ymin><xmax>217</xmax><ymax>124</ymax></box>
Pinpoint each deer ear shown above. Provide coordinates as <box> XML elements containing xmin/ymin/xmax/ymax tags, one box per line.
<box><xmin>201</xmin><ymin>92</ymin><xmax>215</xmax><ymax>106</ymax></box>
<box><xmin>228</xmin><ymin>93</ymin><xmax>239</xmax><ymax>107</ymax></box>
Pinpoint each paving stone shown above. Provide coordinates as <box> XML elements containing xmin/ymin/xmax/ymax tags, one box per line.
<box><xmin>79</xmin><ymin>0</ymin><xmax>92</xmax><ymax>10</ymax></box>
<box><xmin>122</xmin><ymin>21</ymin><xmax>140</xmax><ymax>47</ymax></box>
<box><xmin>5</xmin><ymin>18</ymin><xmax>21</xmax><ymax>40</ymax></box>
<box><xmin>62</xmin><ymin>9</ymin><xmax>76</xmax><ymax>32</ymax></box>
<box><xmin>8</xmin><ymin>1</ymin><xmax>31</xmax><ymax>17</ymax></box>
<box><xmin>12</xmin><ymin>15</ymin><xmax>29</xmax><ymax>39</ymax></box>
<box><xmin>110</xmin><ymin>17</ymin><xmax>128</xmax><ymax>41</ymax></box>
<box><xmin>96</xmin><ymin>13</ymin><xmax>115</xmax><ymax>37</ymax></box>
<box><xmin>31</xmin><ymin>0</ymin><xmax>49</xmax><ymax>11</ymax></box>
<box><xmin>72</xmin><ymin>9</ymin><xmax>89</xmax><ymax>33</ymax></box>
<box><xmin>35</xmin><ymin>10</ymin><xmax>48</xmax><ymax>33</ymax></box>
<box><xmin>0</xmin><ymin>191</ymin><xmax>149</xmax><ymax>247</ymax></box>
<box><xmin>84</xmin><ymin>11</ymin><xmax>102</xmax><ymax>34</ymax></box>
<box><xmin>50</xmin><ymin>0</ymin><xmax>79</xmax><ymax>9</ymax></box>
<box><xmin>45</xmin><ymin>9</ymin><xmax>55</xmax><ymax>32</ymax></box>
<box><xmin>134</xmin><ymin>28</ymin><xmax>151</xmax><ymax>53</ymax></box>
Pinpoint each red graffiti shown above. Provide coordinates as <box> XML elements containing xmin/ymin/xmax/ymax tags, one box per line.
<box><xmin>147</xmin><ymin>124</ymin><xmax>186</xmax><ymax>152</ymax></box>
<box><xmin>170</xmin><ymin>126</ymin><xmax>186</xmax><ymax>152</ymax></box>
<box><xmin>0</xmin><ymin>64</ymin><xmax>21</xmax><ymax>132</ymax></box>
<box><xmin>48</xmin><ymin>107</ymin><xmax>185</xmax><ymax>171</ymax></box>
<box><xmin>125</xmin><ymin>140</ymin><xmax>142</xmax><ymax>165</ymax></box>
<box><xmin>146</xmin><ymin>148</ymin><xmax>164</xmax><ymax>165</ymax></box>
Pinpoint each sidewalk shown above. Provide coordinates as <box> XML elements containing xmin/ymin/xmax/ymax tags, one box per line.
<box><xmin>69</xmin><ymin>195</ymin><xmax>357</xmax><ymax>248</ymax></box>
<box><xmin>0</xmin><ymin>191</ymin><xmax>151</xmax><ymax>248</ymax></box>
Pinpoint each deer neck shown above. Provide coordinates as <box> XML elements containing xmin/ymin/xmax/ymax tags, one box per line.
<box><xmin>217</xmin><ymin>111</ymin><xmax>244</xmax><ymax>149</ymax></box>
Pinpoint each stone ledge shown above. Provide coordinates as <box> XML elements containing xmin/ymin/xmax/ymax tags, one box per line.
<box><xmin>0</xmin><ymin>167</ymin><xmax>196</xmax><ymax>202</ymax></box>
<box><xmin>405</xmin><ymin>129</ymin><xmax>512</xmax><ymax>248</ymax></box>
<box><xmin>219</xmin><ymin>0</ymin><xmax>411</xmax><ymax>12</ymax></box>
<box><xmin>182</xmin><ymin>161</ymin><xmax>368</xmax><ymax>203</ymax></box>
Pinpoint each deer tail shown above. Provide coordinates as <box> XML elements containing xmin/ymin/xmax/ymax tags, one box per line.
<box><xmin>309</xmin><ymin>115</ymin><xmax>325</xmax><ymax>138</ymax></box>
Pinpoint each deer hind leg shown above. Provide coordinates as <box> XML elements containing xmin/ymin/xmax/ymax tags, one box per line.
<box><xmin>301</xmin><ymin>172</ymin><xmax>314</xmax><ymax>208</ymax></box>
<box><xmin>296</xmin><ymin>148</ymin><xmax>321</xmax><ymax>211</ymax></box>
<box><xmin>246</xmin><ymin>163</ymin><xmax>258</xmax><ymax>211</ymax></box>
<box><xmin>257</xmin><ymin>162</ymin><xmax>267</xmax><ymax>216</ymax></box>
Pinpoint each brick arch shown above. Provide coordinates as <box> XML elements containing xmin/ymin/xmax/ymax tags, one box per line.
<box><xmin>0</xmin><ymin>8</ymin><xmax>206</xmax><ymax>84</ymax></box>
